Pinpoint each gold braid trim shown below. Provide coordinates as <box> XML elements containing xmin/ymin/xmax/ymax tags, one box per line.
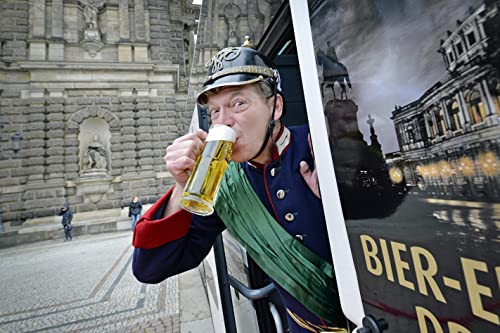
<box><xmin>286</xmin><ymin>309</ymin><xmax>348</xmax><ymax>333</ymax></box>
<box><xmin>205</xmin><ymin>65</ymin><xmax>277</xmax><ymax>83</ymax></box>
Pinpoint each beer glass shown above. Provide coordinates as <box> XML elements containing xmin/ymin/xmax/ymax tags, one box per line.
<box><xmin>179</xmin><ymin>125</ymin><xmax>237</xmax><ymax>216</ymax></box>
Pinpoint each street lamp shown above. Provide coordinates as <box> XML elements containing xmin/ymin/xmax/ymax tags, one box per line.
<box><xmin>477</xmin><ymin>151</ymin><xmax>499</xmax><ymax>176</ymax></box>
<box><xmin>0</xmin><ymin>120</ymin><xmax>24</xmax><ymax>159</ymax></box>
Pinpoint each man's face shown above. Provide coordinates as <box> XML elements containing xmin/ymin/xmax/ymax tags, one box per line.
<box><xmin>207</xmin><ymin>84</ymin><xmax>281</xmax><ymax>163</ymax></box>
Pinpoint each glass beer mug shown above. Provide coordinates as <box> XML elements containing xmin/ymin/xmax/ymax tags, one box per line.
<box><xmin>178</xmin><ymin>125</ymin><xmax>237</xmax><ymax>216</ymax></box>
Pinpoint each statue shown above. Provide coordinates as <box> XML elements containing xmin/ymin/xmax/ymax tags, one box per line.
<box><xmin>84</xmin><ymin>0</ymin><xmax>98</xmax><ymax>30</ymax></box>
<box><xmin>227</xmin><ymin>31</ymin><xmax>238</xmax><ymax>47</ymax></box>
<box><xmin>224</xmin><ymin>3</ymin><xmax>240</xmax><ymax>47</ymax></box>
<box><xmin>316</xmin><ymin>49</ymin><xmax>352</xmax><ymax>99</ymax></box>
<box><xmin>326</xmin><ymin>41</ymin><xmax>339</xmax><ymax>62</ymax></box>
<box><xmin>82</xmin><ymin>0</ymin><xmax>101</xmax><ymax>43</ymax></box>
<box><xmin>83</xmin><ymin>134</ymin><xmax>107</xmax><ymax>171</ymax></box>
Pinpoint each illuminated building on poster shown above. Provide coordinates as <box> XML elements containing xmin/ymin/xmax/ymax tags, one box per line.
<box><xmin>390</xmin><ymin>3</ymin><xmax>500</xmax><ymax>201</ymax></box>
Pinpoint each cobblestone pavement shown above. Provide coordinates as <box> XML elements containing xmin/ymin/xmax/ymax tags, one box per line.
<box><xmin>0</xmin><ymin>232</ymin><xmax>180</xmax><ymax>333</ymax></box>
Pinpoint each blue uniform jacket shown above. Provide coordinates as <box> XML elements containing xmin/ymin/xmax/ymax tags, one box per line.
<box><xmin>132</xmin><ymin>125</ymin><xmax>344</xmax><ymax>332</ymax></box>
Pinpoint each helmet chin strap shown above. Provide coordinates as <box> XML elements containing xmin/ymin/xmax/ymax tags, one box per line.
<box><xmin>249</xmin><ymin>81</ymin><xmax>279</xmax><ymax>163</ymax></box>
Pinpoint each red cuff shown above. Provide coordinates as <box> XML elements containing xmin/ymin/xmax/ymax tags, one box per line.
<box><xmin>132</xmin><ymin>187</ymin><xmax>193</xmax><ymax>249</ymax></box>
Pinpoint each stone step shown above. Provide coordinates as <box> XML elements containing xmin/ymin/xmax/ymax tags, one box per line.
<box><xmin>0</xmin><ymin>205</ymin><xmax>152</xmax><ymax>249</ymax></box>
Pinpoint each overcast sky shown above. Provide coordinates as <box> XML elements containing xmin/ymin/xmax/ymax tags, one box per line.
<box><xmin>311</xmin><ymin>0</ymin><xmax>482</xmax><ymax>153</ymax></box>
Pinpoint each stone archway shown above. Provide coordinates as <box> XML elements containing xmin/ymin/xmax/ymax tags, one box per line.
<box><xmin>66</xmin><ymin>106</ymin><xmax>120</xmax><ymax>204</ymax></box>
<box><xmin>67</xmin><ymin>105</ymin><xmax>119</xmax><ymax>131</ymax></box>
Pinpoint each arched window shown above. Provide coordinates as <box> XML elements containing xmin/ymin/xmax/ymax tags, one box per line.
<box><xmin>406</xmin><ymin>125</ymin><xmax>415</xmax><ymax>143</ymax></box>
<box><xmin>448</xmin><ymin>100</ymin><xmax>461</xmax><ymax>131</ymax></box>
<box><xmin>467</xmin><ymin>90</ymin><xmax>486</xmax><ymax>124</ymax></box>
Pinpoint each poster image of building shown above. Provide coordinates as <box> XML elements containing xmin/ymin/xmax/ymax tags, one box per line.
<box><xmin>308</xmin><ymin>0</ymin><xmax>499</xmax><ymax>332</ymax></box>
<box><xmin>391</xmin><ymin>2</ymin><xmax>500</xmax><ymax>203</ymax></box>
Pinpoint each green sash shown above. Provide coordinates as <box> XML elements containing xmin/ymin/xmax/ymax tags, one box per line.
<box><xmin>214</xmin><ymin>162</ymin><xmax>343</xmax><ymax>324</ymax></box>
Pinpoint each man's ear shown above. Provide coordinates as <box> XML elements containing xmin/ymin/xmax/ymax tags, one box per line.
<box><xmin>272</xmin><ymin>93</ymin><xmax>284</xmax><ymax>121</ymax></box>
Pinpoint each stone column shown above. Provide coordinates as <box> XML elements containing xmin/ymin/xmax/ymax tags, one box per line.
<box><xmin>134</xmin><ymin>0</ymin><xmax>146</xmax><ymax>41</ymax></box>
<box><xmin>45</xmin><ymin>91</ymin><xmax>66</xmax><ymax>181</ymax></box>
<box><xmin>424</xmin><ymin>112</ymin><xmax>432</xmax><ymax>139</ymax></box>
<box><xmin>118</xmin><ymin>0</ymin><xmax>132</xmax><ymax>61</ymax></box>
<box><xmin>49</xmin><ymin>0</ymin><xmax>65</xmax><ymax>62</ymax></box>
<box><xmin>32</xmin><ymin>0</ymin><xmax>46</xmax><ymax>38</ymax></box>
<box><xmin>119</xmin><ymin>0</ymin><xmax>130</xmax><ymax>41</ymax></box>
<box><xmin>24</xmin><ymin>92</ymin><xmax>46</xmax><ymax>183</ymax></box>
<box><xmin>480</xmin><ymin>79</ymin><xmax>496</xmax><ymax>116</ymax></box>
<box><xmin>213</xmin><ymin>0</ymin><xmax>219</xmax><ymax>46</ymax></box>
<box><xmin>413</xmin><ymin>118</ymin><xmax>422</xmax><ymax>142</ymax></box>
<box><xmin>440</xmin><ymin>100</ymin><xmax>452</xmax><ymax>136</ymax></box>
<box><xmin>457</xmin><ymin>90</ymin><xmax>471</xmax><ymax>125</ymax></box>
<box><xmin>51</xmin><ymin>0</ymin><xmax>63</xmax><ymax>38</ymax></box>
<box><xmin>30</xmin><ymin>0</ymin><xmax>47</xmax><ymax>61</ymax></box>
<box><xmin>430</xmin><ymin>109</ymin><xmax>439</xmax><ymax>137</ymax></box>
<box><xmin>135</xmin><ymin>97</ymin><xmax>154</xmax><ymax>172</ymax></box>
<box><xmin>118</xmin><ymin>92</ymin><xmax>137</xmax><ymax>174</ymax></box>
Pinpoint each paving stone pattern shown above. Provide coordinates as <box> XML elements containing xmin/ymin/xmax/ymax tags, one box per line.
<box><xmin>0</xmin><ymin>232</ymin><xmax>179</xmax><ymax>333</ymax></box>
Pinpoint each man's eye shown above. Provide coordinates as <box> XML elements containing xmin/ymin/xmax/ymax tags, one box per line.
<box><xmin>209</xmin><ymin>109</ymin><xmax>219</xmax><ymax>116</ymax></box>
<box><xmin>233</xmin><ymin>100</ymin><xmax>246</xmax><ymax>109</ymax></box>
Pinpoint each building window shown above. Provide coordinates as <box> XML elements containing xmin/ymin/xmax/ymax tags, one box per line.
<box><xmin>448</xmin><ymin>100</ymin><xmax>461</xmax><ymax>131</ymax></box>
<box><xmin>466</xmin><ymin>31</ymin><xmax>477</xmax><ymax>47</ymax></box>
<box><xmin>467</xmin><ymin>90</ymin><xmax>486</xmax><ymax>124</ymax></box>
<box><xmin>455</xmin><ymin>42</ymin><xmax>464</xmax><ymax>55</ymax></box>
<box><xmin>428</xmin><ymin>118</ymin><xmax>437</xmax><ymax>138</ymax></box>
<box><xmin>447</xmin><ymin>51</ymin><xmax>454</xmax><ymax>63</ymax></box>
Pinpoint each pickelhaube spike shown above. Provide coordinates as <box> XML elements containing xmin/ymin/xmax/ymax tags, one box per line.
<box><xmin>242</xmin><ymin>36</ymin><xmax>253</xmax><ymax>48</ymax></box>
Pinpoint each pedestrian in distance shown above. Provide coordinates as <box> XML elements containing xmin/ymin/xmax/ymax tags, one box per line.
<box><xmin>132</xmin><ymin>41</ymin><xmax>348</xmax><ymax>332</ymax></box>
<box><xmin>129</xmin><ymin>196</ymin><xmax>143</xmax><ymax>230</ymax></box>
<box><xmin>58</xmin><ymin>204</ymin><xmax>73</xmax><ymax>241</ymax></box>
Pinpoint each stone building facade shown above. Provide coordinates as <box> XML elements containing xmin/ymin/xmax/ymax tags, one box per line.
<box><xmin>0</xmin><ymin>0</ymin><xmax>200</xmax><ymax>232</ymax></box>
<box><xmin>391</xmin><ymin>2</ymin><xmax>500</xmax><ymax>202</ymax></box>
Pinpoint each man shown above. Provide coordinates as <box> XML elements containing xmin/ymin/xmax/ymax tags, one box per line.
<box><xmin>132</xmin><ymin>44</ymin><xmax>347</xmax><ymax>332</ymax></box>
<box><xmin>59</xmin><ymin>205</ymin><xmax>73</xmax><ymax>241</ymax></box>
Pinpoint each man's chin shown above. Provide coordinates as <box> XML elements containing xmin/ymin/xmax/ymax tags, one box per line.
<box><xmin>230</xmin><ymin>150</ymin><xmax>248</xmax><ymax>163</ymax></box>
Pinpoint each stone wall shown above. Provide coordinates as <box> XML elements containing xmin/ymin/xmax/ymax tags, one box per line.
<box><xmin>0</xmin><ymin>0</ymin><xmax>200</xmax><ymax>230</ymax></box>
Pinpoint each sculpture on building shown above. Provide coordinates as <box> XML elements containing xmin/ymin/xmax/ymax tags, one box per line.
<box><xmin>80</xmin><ymin>0</ymin><xmax>103</xmax><ymax>56</ymax></box>
<box><xmin>83</xmin><ymin>134</ymin><xmax>107</xmax><ymax>171</ymax></box>
<box><xmin>84</xmin><ymin>0</ymin><xmax>98</xmax><ymax>29</ymax></box>
<box><xmin>83</xmin><ymin>0</ymin><xmax>101</xmax><ymax>42</ymax></box>
<box><xmin>317</xmin><ymin>47</ymin><xmax>352</xmax><ymax>100</ymax></box>
<box><xmin>224</xmin><ymin>3</ymin><xmax>241</xmax><ymax>46</ymax></box>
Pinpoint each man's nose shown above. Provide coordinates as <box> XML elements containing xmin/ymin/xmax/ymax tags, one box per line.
<box><xmin>218</xmin><ymin>107</ymin><xmax>234</xmax><ymax>127</ymax></box>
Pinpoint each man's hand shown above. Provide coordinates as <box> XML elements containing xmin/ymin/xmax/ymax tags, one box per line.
<box><xmin>164</xmin><ymin>129</ymin><xmax>207</xmax><ymax>188</ymax></box>
<box><xmin>163</xmin><ymin>129</ymin><xmax>207</xmax><ymax>216</ymax></box>
<box><xmin>299</xmin><ymin>134</ymin><xmax>320</xmax><ymax>199</ymax></box>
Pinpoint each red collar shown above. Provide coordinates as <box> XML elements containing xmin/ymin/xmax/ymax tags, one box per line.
<box><xmin>248</xmin><ymin>125</ymin><xmax>292</xmax><ymax>168</ymax></box>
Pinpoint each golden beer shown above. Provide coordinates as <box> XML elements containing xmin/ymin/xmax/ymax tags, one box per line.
<box><xmin>179</xmin><ymin>125</ymin><xmax>237</xmax><ymax>216</ymax></box>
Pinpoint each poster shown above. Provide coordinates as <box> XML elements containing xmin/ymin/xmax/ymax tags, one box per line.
<box><xmin>308</xmin><ymin>0</ymin><xmax>500</xmax><ymax>331</ymax></box>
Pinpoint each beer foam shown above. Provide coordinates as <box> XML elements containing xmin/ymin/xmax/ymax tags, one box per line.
<box><xmin>206</xmin><ymin>125</ymin><xmax>237</xmax><ymax>142</ymax></box>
